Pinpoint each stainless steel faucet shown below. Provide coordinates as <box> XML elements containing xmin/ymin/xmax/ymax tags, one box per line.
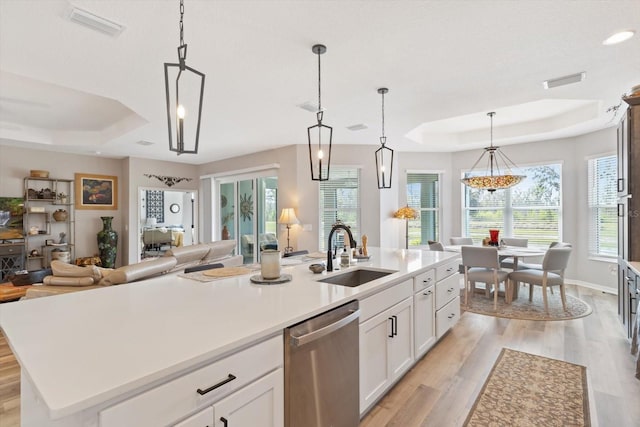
<box><xmin>326</xmin><ymin>222</ymin><xmax>356</xmax><ymax>272</ymax></box>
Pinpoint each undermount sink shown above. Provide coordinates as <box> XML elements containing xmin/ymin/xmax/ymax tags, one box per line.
<box><xmin>318</xmin><ymin>268</ymin><xmax>396</xmax><ymax>287</ymax></box>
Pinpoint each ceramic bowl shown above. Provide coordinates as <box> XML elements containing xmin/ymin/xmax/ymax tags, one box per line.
<box><xmin>309</xmin><ymin>263</ymin><xmax>325</xmax><ymax>274</ymax></box>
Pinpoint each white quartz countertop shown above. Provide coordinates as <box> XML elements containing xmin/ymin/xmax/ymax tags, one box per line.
<box><xmin>0</xmin><ymin>247</ymin><xmax>457</xmax><ymax>419</ymax></box>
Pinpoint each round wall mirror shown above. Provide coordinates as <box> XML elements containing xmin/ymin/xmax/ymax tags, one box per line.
<box><xmin>169</xmin><ymin>203</ymin><xmax>180</xmax><ymax>213</ymax></box>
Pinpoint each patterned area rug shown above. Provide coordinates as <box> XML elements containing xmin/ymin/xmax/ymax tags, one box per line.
<box><xmin>464</xmin><ymin>348</ymin><xmax>590</xmax><ymax>427</ymax></box>
<box><xmin>462</xmin><ymin>285</ymin><xmax>592</xmax><ymax>321</ymax></box>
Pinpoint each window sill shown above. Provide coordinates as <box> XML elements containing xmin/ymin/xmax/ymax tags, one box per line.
<box><xmin>587</xmin><ymin>256</ymin><xmax>617</xmax><ymax>264</ymax></box>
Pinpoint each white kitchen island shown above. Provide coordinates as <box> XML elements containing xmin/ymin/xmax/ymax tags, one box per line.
<box><xmin>0</xmin><ymin>247</ymin><xmax>459</xmax><ymax>427</ymax></box>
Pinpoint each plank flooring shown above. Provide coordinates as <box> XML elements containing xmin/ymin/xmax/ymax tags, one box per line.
<box><xmin>361</xmin><ymin>285</ymin><xmax>640</xmax><ymax>427</ymax></box>
<box><xmin>0</xmin><ymin>285</ymin><xmax>638</xmax><ymax>426</ymax></box>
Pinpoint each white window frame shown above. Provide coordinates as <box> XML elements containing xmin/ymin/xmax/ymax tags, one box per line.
<box><xmin>587</xmin><ymin>153</ymin><xmax>617</xmax><ymax>261</ymax></box>
<box><xmin>318</xmin><ymin>166</ymin><xmax>361</xmax><ymax>251</ymax></box>
<box><xmin>461</xmin><ymin>161</ymin><xmax>563</xmax><ymax>248</ymax></box>
<box><xmin>406</xmin><ymin>170</ymin><xmax>442</xmax><ymax>247</ymax></box>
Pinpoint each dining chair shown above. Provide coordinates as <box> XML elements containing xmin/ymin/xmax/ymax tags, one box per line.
<box><xmin>499</xmin><ymin>237</ymin><xmax>528</xmax><ymax>269</ymax></box>
<box><xmin>507</xmin><ymin>246</ymin><xmax>572</xmax><ymax>312</ymax></box>
<box><xmin>517</xmin><ymin>242</ymin><xmax>572</xmax><ymax>270</ymax></box>
<box><xmin>461</xmin><ymin>246</ymin><xmax>509</xmax><ymax>310</ymax></box>
<box><xmin>450</xmin><ymin>237</ymin><xmax>473</xmax><ymax>245</ymax></box>
<box><xmin>428</xmin><ymin>241</ymin><xmax>444</xmax><ymax>251</ymax></box>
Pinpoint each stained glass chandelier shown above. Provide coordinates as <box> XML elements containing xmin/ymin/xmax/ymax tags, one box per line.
<box><xmin>461</xmin><ymin>112</ymin><xmax>525</xmax><ymax>192</ymax></box>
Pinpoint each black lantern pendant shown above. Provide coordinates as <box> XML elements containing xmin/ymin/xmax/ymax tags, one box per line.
<box><xmin>164</xmin><ymin>0</ymin><xmax>205</xmax><ymax>155</ymax></box>
<box><xmin>375</xmin><ymin>87</ymin><xmax>394</xmax><ymax>189</ymax></box>
<box><xmin>308</xmin><ymin>44</ymin><xmax>332</xmax><ymax>181</ymax></box>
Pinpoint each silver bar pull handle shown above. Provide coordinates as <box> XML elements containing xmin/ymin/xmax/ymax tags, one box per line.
<box><xmin>290</xmin><ymin>309</ymin><xmax>360</xmax><ymax>347</ymax></box>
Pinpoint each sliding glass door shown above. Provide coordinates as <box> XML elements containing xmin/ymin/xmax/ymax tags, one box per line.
<box><xmin>217</xmin><ymin>175</ymin><xmax>277</xmax><ymax>264</ymax></box>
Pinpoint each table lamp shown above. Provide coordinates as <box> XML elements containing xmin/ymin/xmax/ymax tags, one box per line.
<box><xmin>393</xmin><ymin>205</ymin><xmax>417</xmax><ymax>249</ymax></box>
<box><xmin>279</xmin><ymin>208</ymin><xmax>300</xmax><ymax>253</ymax></box>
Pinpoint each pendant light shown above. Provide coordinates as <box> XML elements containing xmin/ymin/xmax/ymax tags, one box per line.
<box><xmin>164</xmin><ymin>0</ymin><xmax>205</xmax><ymax>155</ymax></box>
<box><xmin>461</xmin><ymin>112</ymin><xmax>525</xmax><ymax>192</ymax></box>
<box><xmin>375</xmin><ymin>87</ymin><xmax>394</xmax><ymax>189</ymax></box>
<box><xmin>308</xmin><ymin>44</ymin><xmax>332</xmax><ymax>181</ymax></box>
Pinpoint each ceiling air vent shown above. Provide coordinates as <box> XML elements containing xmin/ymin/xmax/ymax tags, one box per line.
<box><xmin>543</xmin><ymin>72</ymin><xmax>586</xmax><ymax>89</ymax></box>
<box><xmin>347</xmin><ymin>124</ymin><xmax>368</xmax><ymax>131</ymax></box>
<box><xmin>67</xmin><ymin>5</ymin><xmax>125</xmax><ymax>37</ymax></box>
<box><xmin>136</xmin><ymin>140</ymin><xmax>154</xmax><ymax>146</ymax></box>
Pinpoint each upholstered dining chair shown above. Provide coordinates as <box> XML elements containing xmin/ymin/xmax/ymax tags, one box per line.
<box><xmin>517</xmin><ymin>242</ymin><xmax>572</xmax><ymax>270</ymax></box>
<box><xmin>450</xmin><ymin>237</ymin><xmax>474</xmax><ymax>245</ymax></box>
<box><xmin>507</xmin><ymin>246</ymin><xmax>572</xmax><ymax>312</ymax></box>
<box><xmin>461</xmin><ymin>246</ymin><xmax>509</xmax><ymax>310</ymax></box>
<box><xmin>428</xmin><ymin>241</ymin><xmax>444</xmax><ymax>251</ymax></box>
<box><xmin>499</xmin><ymin>237</ymin><xmax>528</xmax><ymax>269</ymax></box>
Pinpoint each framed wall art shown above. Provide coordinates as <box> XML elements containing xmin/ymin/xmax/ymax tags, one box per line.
<box><xmin>75</xmin><ymin>173</ymin><xmax>118</xmax><ymax>210</ymax></box>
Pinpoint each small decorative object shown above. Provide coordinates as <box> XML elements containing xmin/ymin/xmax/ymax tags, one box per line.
<box><xmin>362</xmin><ymin>234</ymin><xmax>368</xmax><ymax>256</ymax></box>
<box><xmin>58</xmin><ymin>192</ymin><xmax>68</xmax><ymax>204</ymax></box>
<box><xmin>240</xmin><ymin>193</ymin><xmax>253</xmax><ymax>221</ymax></box>
<box><xmin>260</xmin><ymin>249</ymin><xmax>281</xmax><ymax>279</ymax></box>
<box><xmin>51</xmin><ymin>248</ymin><xmax>71</xmax><ymax>263</ymax></box>
<box><xmin>309</xmin><ymin>263</ymin><xmax>325</xmax><ymax>274</ymax></box>
<box><xmin>143</xmin><ymin>174</ymin><xmax>193</xmax><ymax>187</ymax></box>
<box><xmin>39</xmin><ymin>188</ymin><xmax>53</xmax><ymax>199</ymax></box>
<box><xmin>29</xmin><ymin>226</ymin><xmax>39</xmax><ymax>235</ymax></box>
<box><xmin>75</xmin><ymin>173</ymin><xmax>118</xmax><ymax>210</ymax></box>
<box><xmin>30</xmin><ymin>169</ymin><xmax>49</xmax><ymax>178</ymax></box>
<box><xmin>8</xmin><ymin>268</ymin><xmax>52</xmax><ymax>286</ymax></box>
<box><xmin>249</xmin><ymin>273</ymin><xmax>292</xmax><ymax>284</ymax></box>
<box><xmin>52</xmin><ymin>209</ymin><xmax>68</xmax><ymax>222</ymax></box>
<box><xmin>27</xmin><ymin>188</ymin><xmax>38</xmax><ymax>199</ymax></box>
<box><xmin>30</xmin><ymin>249</ymin><xmax>40</xmax><ymax>257</ymax></box>
<box><xmin>59</xmin><ymin>232</ymin><xmax>67</xmax><ymax>244</ymax></box>
<box><xmin>489</xmin><ymin>229</ymin><xmax>500</xmax><ymax>246</ymax></box>
<box><xmin>75</xmin><ymin>256</ymin><xmax>102</xmax><ymax>267</ymax></box>
<box><xmin>221</xmin><ymin>225</ymin><xmax>230</xmax><ymax>240</ymax></box>
<box><xmin>97</xmin><ymin>216</ymin><xmax>118</xmax><ymax>268</ymax></box>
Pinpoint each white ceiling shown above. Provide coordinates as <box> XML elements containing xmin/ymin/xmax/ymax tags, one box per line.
<box><xmin>0</xmin><ymin>0</ymin><xmax>638</xmax><ymax>165</ymax></box>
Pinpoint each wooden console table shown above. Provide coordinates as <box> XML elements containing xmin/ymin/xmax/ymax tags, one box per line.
<box><xmin>0</xmin><ymin>282</ymin><xmax>31</xmax><ymax>303</ymax></box>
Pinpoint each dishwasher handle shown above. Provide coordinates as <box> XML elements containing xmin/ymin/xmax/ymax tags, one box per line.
<box><xmin>290</xmin><ymin>309</ymin><xmax>360</xmax><ymax>347</ymax></box>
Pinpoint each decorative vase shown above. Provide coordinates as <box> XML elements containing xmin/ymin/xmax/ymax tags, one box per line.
<box><xmin>222</xmin><ymin>225</ymin><xmax>230</xmax><ymax>240</ymax></box>
<box><xmin>97</xmin><ymin>216</ymin><xmax>118</xmax><ymax>268</ymax></box>
<box><xmin>52</xmin><ymin>209</ymin><xmax>68</xmax><ymax>222</ymax></box>
<box><xmin>489</xmin><ymin>229</ymin><xmax>500</xmax><ymax>246</ymax></box>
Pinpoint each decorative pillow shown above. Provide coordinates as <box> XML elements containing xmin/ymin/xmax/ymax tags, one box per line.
<box><xmin>202</xmin><ymin>240</ymin><xmax>237</xmax><ymax>262</ymax></box>
<box><xmin>51</xmin><ymin>260</ymin><xmax>101</xmax><ymax>282</ymax></box>
<box><xmin>43</xmin><ymin>276</ymin><xmax>95</xmax><ymax>286</ymax></box>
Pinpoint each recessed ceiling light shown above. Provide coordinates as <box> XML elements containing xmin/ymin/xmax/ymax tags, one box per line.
<box><xmin>603</xmin><ymin>30</ymin><xmax>635</xmax><ymax>45</ymax></box>
<box><xmin>67</xmin><ymin>5</ymin><xmax>125</xmax><ymax>37</ymax></box>
<box><xmin>346</xmin><ymin>124</ymin><xmax>368</xmax><ymax>131</ymax></box>
<box><xmin>95</xmin><ymin>151</ymin><xmax>102</xmax><ymax>155</ymax></box>
<box><xmin>543</xmin><ymin>72</ymin><xmax>586</xmax><ymax>89</ymax></box>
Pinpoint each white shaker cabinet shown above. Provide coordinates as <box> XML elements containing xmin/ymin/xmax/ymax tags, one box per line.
<box><xmin>359</xmin><ymin>295</ymin><xmax>413</xmax><ymax>413</ymax></box>
<box><xmin>434</xmin><ymin>259</ymin><xmax>461</xmax><ymax>339</ymax></box>
<box><xmin>213</xmin><ymin>368</ymin><xmax>283</xmax><ymax>427</ymax></box>
<box><xmin>413</xmin><ymin>268</ymin><xmax>436</xmax><ymax>359</ymax></box>
<box><xmin>174</xmin><ymin>407</ymin><xmax>214</xmax><ymax>427</ymax></box>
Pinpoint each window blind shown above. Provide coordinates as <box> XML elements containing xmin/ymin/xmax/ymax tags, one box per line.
<box><xmin>588</xmin><ymin>155</ymin><xmax>617</xmax><ymax>257</ymax></box>
<box><xmin>319</xmin><ymin>167</ymin><xmax>360</xmax><ymax>251</ymax></box>
<box><xmin>407</xmin><ymin>173</ymin><xmax>440</xmax><ymax>246</ymax></box>
<box><xmin>462</xmin><ymin>163</ymin><xmax>562</xmax><ymax>247</ymax></box>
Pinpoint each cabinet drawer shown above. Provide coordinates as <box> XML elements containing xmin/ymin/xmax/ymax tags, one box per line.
<box><xmin>359</xmin><ymin>279</ymin><xmax>412</xmax><ymax>323</ymax></box>
<box><xmin>100</xmin><ymin>335</ymin><xmax>282</xmax><ymax>427</ymax></box>
<box><xmin>435</xmin><ymin>259</ymin><xmax>459</xmax><ymax>282</ymax></box>
<box><xmin>413</xmin><ymin>269</ymin><xmax>435</xmax><ymax>293</ymax></box>
<box><xmin>436</xmin><ymin>296</ymin><xmax>460</xmax><ymax>339</ymax></box>
<box><xmin>435</xmin><ymin>273</ymin><xmax>460</xmax><ymax>310</ymax></box>
<box><xmin>0</xmin><ymin>244</ymin><xmax>23</xmax><ymax>256</ymax></box>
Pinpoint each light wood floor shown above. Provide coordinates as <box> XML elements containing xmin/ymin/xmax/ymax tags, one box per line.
<box><xmin>1</xmin><ymin>286</ymin><xmax>638</xmax><ymax>427</ymax></box>
<box><xmin>361</xmin><ymin>285</ymin><xmax>640</xmax><ymax>427</ymax></box>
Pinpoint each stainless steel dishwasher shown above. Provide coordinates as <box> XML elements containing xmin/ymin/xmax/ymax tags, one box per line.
<box><xmin>284</xmin><ymin>300</ymin><xmax>360</xmax><ymax>427</ymax></box>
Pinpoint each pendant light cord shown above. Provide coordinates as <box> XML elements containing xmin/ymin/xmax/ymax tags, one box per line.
<box><xmin>317</xmin><ymin>51</ymin><xmax>322</xmax><ymax>111</ymax></box>
<box><xmin>381</xmin><ymin>91</ymin><xmax>385</xmax><ymax>140</ymax></box>
<box><xmin>179</xmin><ymin>0</ymin><xmax>184</xmax><ymax>46</ymax></box>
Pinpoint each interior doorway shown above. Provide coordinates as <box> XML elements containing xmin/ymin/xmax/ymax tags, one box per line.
<box><xmin>138</xmin><ymin>187</ymin><xmax>197</xmax><ymax>260</ymax></box>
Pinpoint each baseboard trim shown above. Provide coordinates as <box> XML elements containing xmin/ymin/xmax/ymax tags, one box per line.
<box><xmin>569</xmin><ymin>279</ymin><xmax>617</xmax><ymax>295</ymax></box>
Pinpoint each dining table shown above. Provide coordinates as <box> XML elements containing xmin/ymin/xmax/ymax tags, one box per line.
<box><xmin>445</xmin><ymin>244</ymin><xmax>547</xmax><ymax>300</ymax></box>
